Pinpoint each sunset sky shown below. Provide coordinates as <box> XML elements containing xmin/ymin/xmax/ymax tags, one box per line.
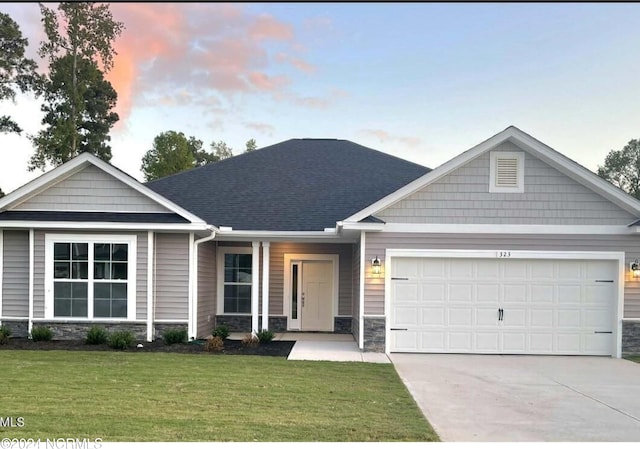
<box><xmin>1</xmin><ymin>3</ymin><xmax>639</xmax><ymax>193</ymax></box>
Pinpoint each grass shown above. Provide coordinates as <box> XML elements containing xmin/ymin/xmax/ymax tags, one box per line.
<box><xmin>624</xmin><ymin>355</ymin><xmax>640</xmax><ymax>363</ymax></box>
<box><xmin>0</xmin><ymin>351</ymin><xmax>438</xmax><ymax>442</ymax></box>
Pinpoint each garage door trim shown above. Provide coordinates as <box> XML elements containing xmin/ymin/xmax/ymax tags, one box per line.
<box><xmin>384</xmin><ymin>249</ymin><xmax>625</xmax><ymax>357</ymax></box>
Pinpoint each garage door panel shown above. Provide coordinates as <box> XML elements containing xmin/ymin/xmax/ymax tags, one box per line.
<box><xmin>390</xmin><ymin>256</ymin><xmax>617</xmax><ymax>356</ymax></box>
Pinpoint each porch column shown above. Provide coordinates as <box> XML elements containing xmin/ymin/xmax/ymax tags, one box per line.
<box><xmin>28</xmin><ymin>229</ymin><xmax>34</xmax><ymax>334</ymax></box>
<box><xmin>251</xmin><ymin>241</ymin><xmax>260</xmax><ymax>335</ymax></box>
<box><xmin>261</xmin><ymin>242</ymin><xmax>270</xmax><ymax>331</ymax></box>
<box><xmin>146</xmin><ymin>231</ymin><xmax>154</xmax><ymax>342</ymax></box>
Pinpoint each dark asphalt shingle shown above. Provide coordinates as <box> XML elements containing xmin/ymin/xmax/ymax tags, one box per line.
<box><xmin>146</xmin><ymin>139</ymin><xmax>430</xmax><ymax>231</ymax></box>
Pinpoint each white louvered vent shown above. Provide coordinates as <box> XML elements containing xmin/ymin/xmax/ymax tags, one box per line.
<box><xmin>495</xmin><ymin>158</ymin><xmax>519</xmax><ymax>187</ymax></box>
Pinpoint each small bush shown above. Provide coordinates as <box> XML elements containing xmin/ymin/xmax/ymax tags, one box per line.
<box><xmin>241</xmin><ymin>333</ymin><xmax>259</xmax><ymax>347</ymax></box>
<box><xmin>85</xmin><ymin>326</ymin><xmax>108</xmax><ymax>345</ymax></box>
<box><xmin>31</xmin><ymin>326</ymin><xmax>53</xmax><ymax>342</ymax></box>
<box><xmin>204</xmin><ymin>335</ymin><xmax>224</xmax><ymax>352</ymax></box>
<box><xmin>163</xmin><ymin>328</ymin><xmax>187</xmax><ymax>345</ymax></box>
<box><xmin>211</xmin><ymin>324</ymin><xmax>230</xmax><ymax>340</ymax></box>
<box><xmin>256</xmin><ymin>329</ymin><xmax>275</xmax><ymax>343</ymax></box>
<box><xmin>108</xmin><ymin>331</ymin><xmax>134</xmax><ymax>350</ymax></box>
<box><xmin>0</xmin><ymin>325</ymin><xmax>11</xmax><ymax>345</ymax></box>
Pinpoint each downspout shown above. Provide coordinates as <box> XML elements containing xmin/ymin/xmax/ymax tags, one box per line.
<box><xmin>191</xmin><ymin>227</ymin><xmax>217</xmax><ymax>339</ymax></box>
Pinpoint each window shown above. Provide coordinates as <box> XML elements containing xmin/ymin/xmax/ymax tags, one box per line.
<box><xmin>46</xmin><ymin>235</ymin><xmax>136</xmax><ymax>320</ymax></box>
<box><xmin>218</xmin><ymin>248</ymin><xmax>253</xmax><ymax>314</ymax></box>
<box><xmin>489</xmin><ymin>151</ymin><xmax>524</xmax><ymax>193</ymax></box>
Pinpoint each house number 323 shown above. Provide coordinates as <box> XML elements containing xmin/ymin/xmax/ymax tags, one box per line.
<box><xmin>497</xmin><ymin>251</ymin><xmax>511</xmax><ymax>258</ymax></box>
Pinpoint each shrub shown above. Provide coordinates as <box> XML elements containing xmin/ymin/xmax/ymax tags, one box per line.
<box><xmin>163</xmin><ymin>328</ymin><xmax>187</xmax><ymax>345</ymax></box>
<box><xmin>204</xmin><ymin>335</ymin><xmax>224</xmax><ymax>352</ymax></box>
<box><xmin>31</xmin><ymin>326</ymin><xmax>53</xmax><ymax>342</ymax></box>
<box><xmin>241</xmin><ymin>333</ymin><xmax>259</xmax><ymax>347</ymax></box>
<box><xmin>85</xmin><ymin>326</ymin><xmax>108</xmax><ymax>345</ymax></box>
<box><xmin>256</xmin><ymin>329</ymin><xmax>275</xmax><ymax>343</ymax></box>
<box><xmin>0</xmin><ymin>325</ymin><xmax>11</xmax><ymax>345</ymax></box>
<box><xmin>108</xmin><ymin>331</ymin><xmax>134</xmax><ymax>350</ymax></box>
<box><xmin>211</xmin><ymin>324</ymin><xmax>230</xmax><ymax>340</ymax></box>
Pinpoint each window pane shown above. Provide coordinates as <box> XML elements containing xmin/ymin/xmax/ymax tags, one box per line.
<box><xmin>112</xmin><ymin>283</ymin><xmax>127</xmax><ymax>299</ymax></box>
<box><xmin>72</xmin><ymin>243</ymin><xmax>88</xmax><ymax>261</ymax></box>
<box><xmin>112</xmin><ymin>244</ymin><xmax>128</xmax><ymax>261</ymax></box>
<box><xmin>54</xmin><ymin>282</ymin><xmax>71</xmax><ymax>299</ymax></box>
<box><xmin>94</xmin><ymin>283</ymin><xmax>110</xmax><ymax>299</ymax></box>
<box><xmin>54</xmin><ymin>262</ymin><xmax>70</xmax><ymax>279</ymax></box>
<box><xmin>224</xmin><ymin>253</ymin><xmax>252</xmax><ymax>283</ymax></box>
<box><xmin>72</xmin><ymin>282</ymin><xmax>87</xmax><ymax>299</ymax></box>
<box><xmin>94</xmin><ymin>299</ymin><xmax>110</xmax><ymax>318</ymax></box>
<box><xmin>54</xmin><ymin>298</ymin><xmax>71</xmax><ymax>316</ymax></box>
<box><xmin>224</xmin><ymin>284</ymin><xmax>251</xmax><ymax>313</ymax></box>
<box><xmin>111</xmin><ymin>262</ymin><xmax>127</xmax><ymax>280</ymax></box>
<box><xmin>94</xmin><ymin>262</ymin><xmax>110</xmax><ymax>279</ymax></box>
<box><xmin>94</xmin><ymin>243</ymin><xmax>110</xmax><ymax>261</ymax></box>
<box><xmin>54</xmin><ymin>243</ymin><xmax>70</xmax><ymax>260</ymax></box>
<box><xmin>292</xmin><ymin>264</ymin><xmax>298</xmax><ymax>320</ymax></box>
<box><xmin>72</xmin><ymin>262</ymin><xmax>88</xmax><ymax>279</ymax></box>
<box><xmin>111</xmin><ymin>300</ymin><xmax>127</xmax><ymax>318</ymax></box>
<box><xmin>71</xmin><ymin>299</ymin><xmax>87</xmax><ymax>317</ymax></box>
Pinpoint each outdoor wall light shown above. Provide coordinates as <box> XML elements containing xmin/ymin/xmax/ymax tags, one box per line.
<box><xmin>371</xmin><ymin>256</ymin><xmax>381</xmax><ymax>275</ymax></box>
<box><xmin>631</xmin><ymin>259</ymin><xmax>640</xmax><ymax>278</ymax></box>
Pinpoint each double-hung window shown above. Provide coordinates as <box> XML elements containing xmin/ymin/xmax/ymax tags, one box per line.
<box><xmin>46</xmin><ymin>235</ymin><xmax>136</xmax><ymax>320</ymax></box>
<box><xmin>218</xmin><ymin>248</ymin><xmax>252</xmax><ymax>314</ymax></box>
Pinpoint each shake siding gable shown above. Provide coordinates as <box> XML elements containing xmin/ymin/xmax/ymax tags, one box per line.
<box><xmin>364</xmin><ymin>232</ymin><xmax>640</xmax><ymax>317</ymax></box>
<box><xmin>154</xmin><ymin>233</ymin><xmax>189</xmax><ymax>321</ymax></box>
<box><xmin>13</xmin><ymin>165</ymin><xmax>170</xmax><ymax>213</ymax></box>
<box><xmin>376</xmin><ymin>141</ymin><xmax>636</xmax><ymax>225</ymax></box>
<box><xmin>2</xmin><ymin>230</ymin><xmax>29</xmax><ymax>317</ymax></box>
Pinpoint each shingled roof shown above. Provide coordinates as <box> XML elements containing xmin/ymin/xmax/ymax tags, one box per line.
<box><xmin>146</xmin><ymin>138</ymin><xmax>430</xmax><ymax>231</ymax></box>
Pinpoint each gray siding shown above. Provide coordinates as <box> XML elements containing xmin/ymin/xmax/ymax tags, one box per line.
<box><xmin>2</xmin><ymin>231</ymin><xmax>29</xmax><ymax>317</ymax></box>
<box><xmin>377</xmin><ymin>141</ymin><xmax>637</xmax><ymax>225</ymax></box>
<box><xmin>197</xmin><ymin>241</ymin><xmax>216</xmax><ymax>337</ymax></box>
<box><xmin>15</xmin><ymin>165</ymin><xmax>169</xmax><ymax>213</ymax></box>
<box><xmin>154</xmin><ymin>233</ymin><xmax>189</xmax><ymax>321</ymax></box>
<box><xmin>365</xmin><ymin>232</ymin><xmax>640</xmax><ymax>317</ymax></box>
<box><xmin>32</xmin><ymin>230</ymin><xmax>147</xmax><ymax>320</ymax></box>
<box><xmin>268</xmin><ymin>242</ymin><xmax>354</xmax><ymax>317</ymax></box>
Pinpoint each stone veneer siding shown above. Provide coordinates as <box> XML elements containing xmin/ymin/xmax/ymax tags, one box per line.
<box><xmin>334</xmin><ymin>317</ymin><xmax>352</xmax><ymax>334</ymax></box>
<box><xmin>154</xmin><ymin>323</ymin><xmax>188</xmax><ymax>340</ymax></box>
<box><xmin>622</xmin><ymin>321</ymin><xmax>640</xmax><ymax>354</ymax></box>
<box><xmin>215</xmin><ymin>315</ymin><xmax>288</xmax><ymax>333</ymax></box>
<box><xmin>37</xmin><ymin>321</ymin><xmax>147</xmax><ymax>340</ymax></box>
<box><xmin>363</xmin><ymin>317</ymin><xmax>385</xmax><ymax>352</ymax></box>
<box><xmin>1</xmin><ymin>320</ymin><xmax>28</xmax><ymax>338</ymax></box>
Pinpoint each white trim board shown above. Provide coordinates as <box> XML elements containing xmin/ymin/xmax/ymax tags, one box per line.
<box><xmin>355</xmin><ymin>223</ymin><xmax>637</xmax><ymax>235</ymax></box>
<box><xmin>383</xmin><ymin>249</ymin><xmax>625</xmax><ymax>358</ymax></box>
<box><xmin>0</xmin><ymin>221</ymin><xmax>209</xmax><ymax>231</ymax></box>
<box><xmin>345</xmin><ymin>126</ymin><xmax>640</xmax><ymax>223</ymax></box>
<box><xmin>0</xmin><ymin>229</ymin><xmax>3</xmax><ymax>322</ymax></box>
<box><xmin>216</xmin><ymin>246</ymin><xmax>254</xmax><ymax>316</ymax></box>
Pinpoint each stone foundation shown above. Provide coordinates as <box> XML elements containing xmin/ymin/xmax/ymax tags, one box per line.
<box><xmin>36</xmin><ymin>321</ymin><xmax>147</xmax><ymax>340</ymax></box>
<box><xmin>215</xmin><ymin>315</ymin><xmax>252</xmax><ymax>332</ymax></box>
<box><xmin>622</xmin><ymin>320</ymin><xmax>640</xmax><ymax>354</ymax></box>
<box><xmin>0</xmin><ymin>320</ymin><xmax>29</xmax><ymax>338</ymax></box>
<box><xmin>334</xmin><ymin>317</ymin><xmax>352</xmax><ymax>334</ymax></box>
<box><xmin>154</xmin><ymin>323</ymin><xmax>188</xmax><ymax>341</ymax></box>
<box><xmin>269</xmin><ymin>316</ymin><xmax>287</xmax><ymax>332</ymax></box>
<box><xmin>352</xmin><ymin>317</ymin><xmax>360</xmax><ymax>343</ymax></box>
<box><xmin>363</xmin><ymin>317</ymin><xmax>385</xmax><ymax>352</ymax></box>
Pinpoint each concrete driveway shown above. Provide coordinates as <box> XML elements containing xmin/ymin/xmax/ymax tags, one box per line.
<box><xmin>390</xmin><ymin>354</ymin><xmax>640</xmax><ymax>442</ymax></box>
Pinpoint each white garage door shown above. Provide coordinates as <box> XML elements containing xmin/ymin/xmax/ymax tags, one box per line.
<box><xmin>390</xmin><ymin>257</ymin><xmax>617</xmax><ymax>355</ymax></box>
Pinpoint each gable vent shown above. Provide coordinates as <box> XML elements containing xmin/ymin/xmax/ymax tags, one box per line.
<box><xmin>495</xmin><ymin>158</ymin><xmax>519</xmax><ymax>187</ymax></box>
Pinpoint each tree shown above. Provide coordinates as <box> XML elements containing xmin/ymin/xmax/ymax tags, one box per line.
<box><xmin>29</xmin><ymin>2</ymin><xmax>124</xmax><ymax>170</ymax></box>
<box><xmin>141</xmin><ymin>131</ymin><xmax>197</xmax><ymax>182</ymax></box>
<box><xmin>597</xmin><ymin>139</ymin><xmax>640</xmax><ymax>199</ymax></box>
<box><xmin>0</xmin><ymin>187</ymin><xmax>4</xmax><ymax>198</ymax></box>
<box><xmin>29</xmin><ymin>55</ymin><xmax>118</xmax><ymax>170</ymax></box>
<box><xmin>190</xmin><ymin>136</ymin><xmax>217</xmax><ymax>166</ymax></box>
<box><xmin>0</xmin><ymin>12</ymin><xmax>39</xmax><ymax>134</ymax></box>
<box><xmin>211</xmin><ymin>140</ymin><xmax>233</xmax><ymax>160</ymax></box>
<box><xmin>245</xmin><ymin>138</ymin><xmax>257</xmax><ymax>152</ymax></box>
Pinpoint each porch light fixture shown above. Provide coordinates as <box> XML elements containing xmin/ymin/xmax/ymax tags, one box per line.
<box><xmin>371</xmin><ymin>256</ymin><xmax>381</xmax><ymax>275</ymax></box>
<box><xmin>632</xmin><ymin>259</ymin><xmax>640</xmax><ymax>278</ymax></box>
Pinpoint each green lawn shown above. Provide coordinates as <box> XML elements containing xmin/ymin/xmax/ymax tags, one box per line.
<box><xmin>625</xmin><ymin>355</ymin><xmax>640</xmax><ymax>363</ymax></box>
<box><xmin>0</xmin><ymin>351</ymin><xmax>438</xmax><ymax>442</ymax></box>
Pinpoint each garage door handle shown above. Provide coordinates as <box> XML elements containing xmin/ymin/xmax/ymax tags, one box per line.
<box><xmin>391</xmin><ymin>277</ymin><xmax>409</xmax><ymax>280</ymax></box>
<box><xmin>594</xmin><ymin>331</ymin><xmax>612</xmax><ymax>334</ymax></box>
<box><xmin>498</xmin><ymin>308</ymin><xmax>504</xmax><ymax>321</ymax></box>
<box><xmin>391</xmin><ymin>328</ymin><xmax>408</xmax><ymax>331</ymax></box>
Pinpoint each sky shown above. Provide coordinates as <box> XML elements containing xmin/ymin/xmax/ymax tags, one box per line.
<box><xmin>1</xmin><ymin>2</ymin><xmax>639</xmax><ymax>194</ymax></box>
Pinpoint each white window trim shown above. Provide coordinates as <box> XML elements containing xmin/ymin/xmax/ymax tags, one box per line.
<box><xmin>489</xmin><ymin>151</ymin><xmax>524</xmax><ymax>193</ymax></box>
<box><xmin>216</xmin><ymin>247</ymin><xmax>253</xmax><ymax>315</ymax></box>
<box><xmin>44</xmin><ymin>233</ymin><xmax>137</xmax><ymax>321</ymax></box>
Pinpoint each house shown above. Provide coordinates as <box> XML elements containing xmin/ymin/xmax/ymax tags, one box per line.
<box><xmin>1</xmin><ymin>126</ymin><xmax>639</xmax><ymax>357</ymax></box>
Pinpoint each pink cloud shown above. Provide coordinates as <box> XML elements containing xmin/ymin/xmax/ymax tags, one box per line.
<box><xmin>244</xmin><ymin>121</ymin><xmax>275</xmax><ymax>135</ymax></box>
<box><xmin>360</xmin><ymin>129</ymin><xmax>423</xmax><ymax>147</ymax></box>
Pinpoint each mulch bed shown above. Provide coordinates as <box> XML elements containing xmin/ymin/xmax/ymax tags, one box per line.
<box><xmin>0</xmin><ymin>338</ymin><xmax>295</xmax><ymax>357</ymax></box>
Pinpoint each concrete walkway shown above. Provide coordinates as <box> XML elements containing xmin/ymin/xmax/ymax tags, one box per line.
<box><xmin>391</xmin><ymin>354</ymin><xmax>640</xmax><ymax>442</ymax></box>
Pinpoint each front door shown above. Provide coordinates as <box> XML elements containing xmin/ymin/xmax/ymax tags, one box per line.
<box><xmin>289</xmin><ymin>260</ymin><xmax>334</xmax><ymax>331</ymax></box>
